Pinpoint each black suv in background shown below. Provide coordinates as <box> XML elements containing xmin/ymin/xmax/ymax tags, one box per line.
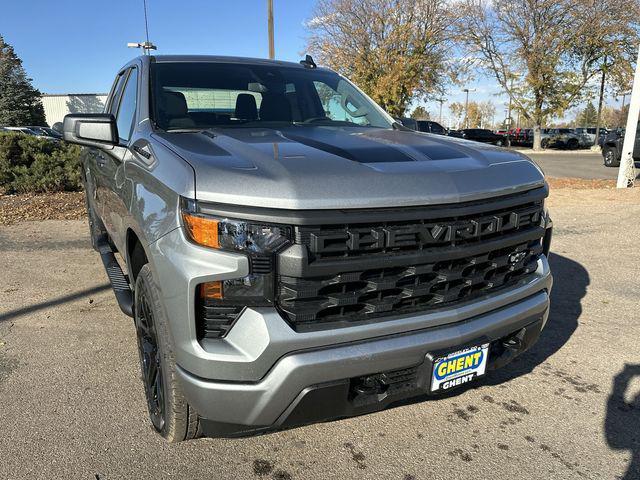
<box><xmin>449</xmin><ymin>128</ymin><xmax>506</xmax><ymax>146</ymax></box>
<box><xmin>416</xmin><ymin>120</ymin><xmax>447</xmax><ymax>135</ymax></box>
<box><xmin>601</xmin><ymin>128</ymin><xmax>640</xmax><ymax>167</ymax></box>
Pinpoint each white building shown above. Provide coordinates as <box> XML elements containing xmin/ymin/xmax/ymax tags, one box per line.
<box><xmin>41</xmin><ymin>93</ymin><xmax>108</xmax><ymax>127</ymax></box>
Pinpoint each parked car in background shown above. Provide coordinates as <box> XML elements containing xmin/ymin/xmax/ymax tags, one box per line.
<box><xmin>575</xmin><ymin>127</ymin><xmax>608</xmax><ymax>146</ymax></box>
<box><xmin>449</xmin><ymin>128</ymin><xmax>507</xmax><ymax>146</ymax></box>
<box><xmin>3</xmin><ymin>126</ymin><xmax>42</xmax><ymax>136</ymax></box>
<box><xmin>395</xmin><ymin>117</ymin><xmax>418</xmax><ymax>130</ymax></box>
<box><xmin>507</xmin><ymin>128</ymin><xmax>534</xmax><ymax>147</ymax></box>
<box><xmin>540</xmin><ymin>128</ymin><xmax>589</xmax><ymax>149</ymax></box>
<box><xmin>26</xmin><ymin>126</ymin><xmax>62</xmax><ymax>139</ymax></box>
<box><xmin>1</xmin><ymin>126</ymin><xmax>60</xmax><ymax>139</ymax></box>
<box><xmin>416</xmin><ymin>120</ymin><xmax>447</xmax><ymax>135</ymax></box>
<box><xmin>601</xmin><ymin>128</ymin><xmax>640</xmax><ymax>167</ymax></box>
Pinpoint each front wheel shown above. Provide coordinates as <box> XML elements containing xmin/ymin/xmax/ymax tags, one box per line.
<box><xmin>495</xmin><ymin>139</ymin><xmax>504</xmax><ymax>147</ymax></box>
<box><xmin>134</xmin><ymin>264</ymin><xmax>201</xmax><ymax>442</ymax></box>
<box><xmin>566</xmin><ymin>138</ymin><xmax>579</xmax><ymax>150</ymax></box>
<box><xmin>603</xmin><ymin>147</ymin><xmax>620</xmax><ymax>167</ymax></box>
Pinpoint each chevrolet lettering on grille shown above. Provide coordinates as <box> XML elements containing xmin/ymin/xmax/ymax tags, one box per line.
<box><xmin>308</xmin><ymin>207</ymin><xmax>542</xmax><ymax>256</ymax></box>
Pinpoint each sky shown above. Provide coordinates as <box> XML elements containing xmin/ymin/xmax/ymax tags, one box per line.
<box><xmin>0</xmin><ymin>0</ymin><xmax>625</xmax><ymax>126</ymax></box>
<box><xmin>0</xmin><ymin>0</ymin><xmax>315</xmax><ymax>93</ymax></box>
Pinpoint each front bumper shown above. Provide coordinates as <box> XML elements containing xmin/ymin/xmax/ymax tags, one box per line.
<box><xmin>177</xmin><ymin>286</ymin><xmax>550</xmax><ymax>436</ymax></box>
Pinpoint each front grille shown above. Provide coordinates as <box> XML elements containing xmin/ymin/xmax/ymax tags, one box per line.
<box><xmin>279</xmin><ymin>240</ymin><xmax>541</xmax><ymax>328</ymax></box>
<box><xmin>276</xmin><ymin>191</ymin><xmax>546</xmax><ymax>331</ymax></box>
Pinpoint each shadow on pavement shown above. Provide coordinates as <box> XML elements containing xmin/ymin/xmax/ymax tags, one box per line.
<box><xmin>605</xmin><ymin>364</ymin><xmax>640</xmax><ymax>480</ymax></box>
<box><xmin>483</xmin><ymin>252</ymin><xmax>588</xmax><ymax>385</ymax></box>
<box><xmin>0</xmin><ymin>284</ymin><xmax>111</xmax><ymax>323</ymax></box>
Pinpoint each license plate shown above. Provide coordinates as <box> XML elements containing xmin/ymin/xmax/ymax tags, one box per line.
<box><xmin>430</xmin><ymin>344</ymin><xmax>489</xmax><ymax>392</ymax></box>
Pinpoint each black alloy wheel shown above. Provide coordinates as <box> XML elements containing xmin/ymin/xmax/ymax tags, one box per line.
<box><xmin>135</xmin><ymin>287</ymin><xmax>166</xmax><ymax>432</ymax></box>
<box><xmin>604</xmin><ymin>148</ymin><xmax>620</xmax><ymax>167</ymax></box>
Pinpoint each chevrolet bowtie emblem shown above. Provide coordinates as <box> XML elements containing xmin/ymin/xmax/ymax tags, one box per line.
<box><xmin>509</xmin><ymin>251</ymin><xmax>527</xmax><ymax>264</ymax></box>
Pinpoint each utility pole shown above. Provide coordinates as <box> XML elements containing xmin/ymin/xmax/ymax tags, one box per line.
<box><xmin>506</xmin><ymin>77</ymin><xmax>514</xmax><ymax>130</ymax></box>
<box><xmin>463</xmin><ymin>88</ymin><xmax>475</xmax><ymax>129</ymax></box>
<box><xmin>437</xmin><ymin>98</ymin><xmax>445</xmax><ymax>124</ymax></box>
<box><xmin>617</xmin><ymin>46</ymin><xmax>639</xmax><ymax>188</ymax></box>
<box><xmin>594</xmin><ymin>56</ymin><xmax>607</xmax><ymax>150</ymax></box>
<box><xmin>267</xmin><ymin>0</ymin><xmax>275</xmax><ymax>59</ymax></box>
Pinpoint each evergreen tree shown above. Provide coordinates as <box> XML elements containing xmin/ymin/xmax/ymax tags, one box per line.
<box><xmin>0</xmin><ymin>36</ymin><xmax>47</xmax><ymax>126</ymax></box>
<box><xmin>410</xmin><ymin>106</ymin><xmax>430</xmax><ymax>120</ymax></box>
<box><xmin>576</xmin><ymin>102</ymin><xmax>598</xmax><ymax>126</ymax></box>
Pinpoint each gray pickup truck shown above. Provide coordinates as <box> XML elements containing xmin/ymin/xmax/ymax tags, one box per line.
<box><xmin>63</xmin><ymin>55</ymin><xmax>553</xmax><ymax>442</ymax></box>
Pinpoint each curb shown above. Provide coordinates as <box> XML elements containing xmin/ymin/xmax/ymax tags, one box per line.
<box><xmin>510</xmin><ymin>149</ymin><xmax>601</xmax><ymax>156</ymax></box>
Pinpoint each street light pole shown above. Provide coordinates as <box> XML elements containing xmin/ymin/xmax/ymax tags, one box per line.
<box><xmin>267</xmin><ymin>0</ymin><xmax>275</xmax><ymax>59</ymax></box>
<box><xmin>619</xmin><ymin>91</ymin><xmax>631</xmax><ymax>126</ymax></box>
<box><xmin>437</xmin><ymin>98</ymin><xmax>445</xmax><ymax>124</ymax></box>
<box><xmin>463</xmin><ymin>89</ymin><xmax>470</xmax><ymax>129</ymax></box>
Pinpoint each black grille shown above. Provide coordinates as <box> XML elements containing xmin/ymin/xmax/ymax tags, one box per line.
<box><xmin>276</xmin><ymin>194</ymin><xmax>546</xmax><ymax>331</ymax></box>
<box><xmin>279</xmin><ymin>240</ymin><xmax>541</xmax><ymax>328</ymax></box>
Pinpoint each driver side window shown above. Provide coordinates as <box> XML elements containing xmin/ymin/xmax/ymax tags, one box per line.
<box><xmin>115</xmin><ymin>68</ymin><xmax>138</xmax><ymax>143</ymax></box>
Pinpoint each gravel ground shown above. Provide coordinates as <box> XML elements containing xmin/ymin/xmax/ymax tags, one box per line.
<box><xmin>0</xmin><ymin>187</ymin><xmax>639</xmax><ymax>480</ymax></box>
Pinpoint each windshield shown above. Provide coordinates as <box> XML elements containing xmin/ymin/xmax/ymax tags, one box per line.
<box><xmin>150</xmin><ymin>62</ymin><xmax>393</xmax><ymax>131</ymax></box>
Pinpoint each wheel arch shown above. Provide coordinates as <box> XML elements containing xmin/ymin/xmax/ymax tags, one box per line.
<box><xmin>126</xmin><ymin>227</ymin><xmax>150</xmax><ymax>285</ymax></box>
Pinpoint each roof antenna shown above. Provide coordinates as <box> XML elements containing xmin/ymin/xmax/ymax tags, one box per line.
<box><xmin>127</xmin><ymin>0</ymin><xmax>157</xmax><ymax>54</ymax></box>
<box><xmin>300</xmin><ymin>55</ymin><xmax>317</xmax><ymax>69</ymax></box>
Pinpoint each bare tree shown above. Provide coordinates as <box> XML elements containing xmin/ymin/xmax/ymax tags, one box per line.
<box><xmin>449</xmin><ymin>101</ymin><xmax>465</xmax><ymax>128</ymax></box>
<box><xmin>454</xmin><ymin>0</ymin><xmax>640</xmax><ymax>150</ymax></box>
<box><xmin>305</xmin><ymin>0</ymin><xmax>452</xmax><ymax>117</ymax></box>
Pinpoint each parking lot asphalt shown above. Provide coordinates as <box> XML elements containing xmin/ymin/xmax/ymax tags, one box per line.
<box><xmin>1</xmin><ymin>188</ymin><xmax>640</xmax><ymax>480</ymax></box>
<box><xmin>517</xmin><ymin>149</ymin><xmax>640</xmax><ymax>181</ymax></box>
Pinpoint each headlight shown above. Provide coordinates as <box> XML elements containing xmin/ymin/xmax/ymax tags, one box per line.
<box><xmin>181</xmin><ymin>198</ymin><xmax>292</xmax><ymax>339</ymax></box>
<box><xmin>181</xmin><ymin>200</ymin><xmax>290</xmax><ymax>253</ymax></box>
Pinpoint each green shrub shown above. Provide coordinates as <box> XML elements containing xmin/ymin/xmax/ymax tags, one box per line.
<box><xmin>0</xmin><ymin>132</ymin><xmax>82</xmax><ymax>193</ymax></box>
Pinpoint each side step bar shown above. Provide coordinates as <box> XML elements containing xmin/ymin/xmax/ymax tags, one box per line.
<box><xmin>96</xmin><ymin>235</ymin><xmax>134</xmax><ymax>317</ymax></box>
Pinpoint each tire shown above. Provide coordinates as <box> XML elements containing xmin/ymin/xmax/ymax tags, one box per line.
<box><xmin>567</xmin><ymin>138</ymin><xmax>579</xmax><ymax>150</ymax></box>
<box><xmin>541</xmin><ymin>138</ymin><xmax>550</xmax><ymax>149</ymax></box>
<box><xmin>134</xmin><ymin>264</ymin><xmax>201</xmax><ymax>442</ymax></box>
<box><xmin>603</xmin><ymin>147</ymin><xmax>620</xmax><ymax>167</ymax></box>
<box><xmin>495</xmin><ymin>139</ymin><xmax>504</xmax><ymax>147</ymax></box>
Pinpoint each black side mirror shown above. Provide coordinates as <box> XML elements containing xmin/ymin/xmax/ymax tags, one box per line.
<box><xmin>63</xmin><ymin>114</ymin><xmax>118</xmax><ymax>148</ymax></box>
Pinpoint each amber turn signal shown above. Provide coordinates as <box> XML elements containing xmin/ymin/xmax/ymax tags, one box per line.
<box><xmin>182</xmin><ymin>212</ymin><xmax>220</xmax><ymax>248</ymax></box>
<box><xmin>200</xmin><ymin>281</ymin><xmax>223</xmax><ymax>300</ymax></box>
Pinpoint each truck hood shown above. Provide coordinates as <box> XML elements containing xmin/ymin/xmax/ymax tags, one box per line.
<box><xmin>153</xmin><ymin>126</ymin><xmax>545</xmax><ymax>210</ymax></box>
